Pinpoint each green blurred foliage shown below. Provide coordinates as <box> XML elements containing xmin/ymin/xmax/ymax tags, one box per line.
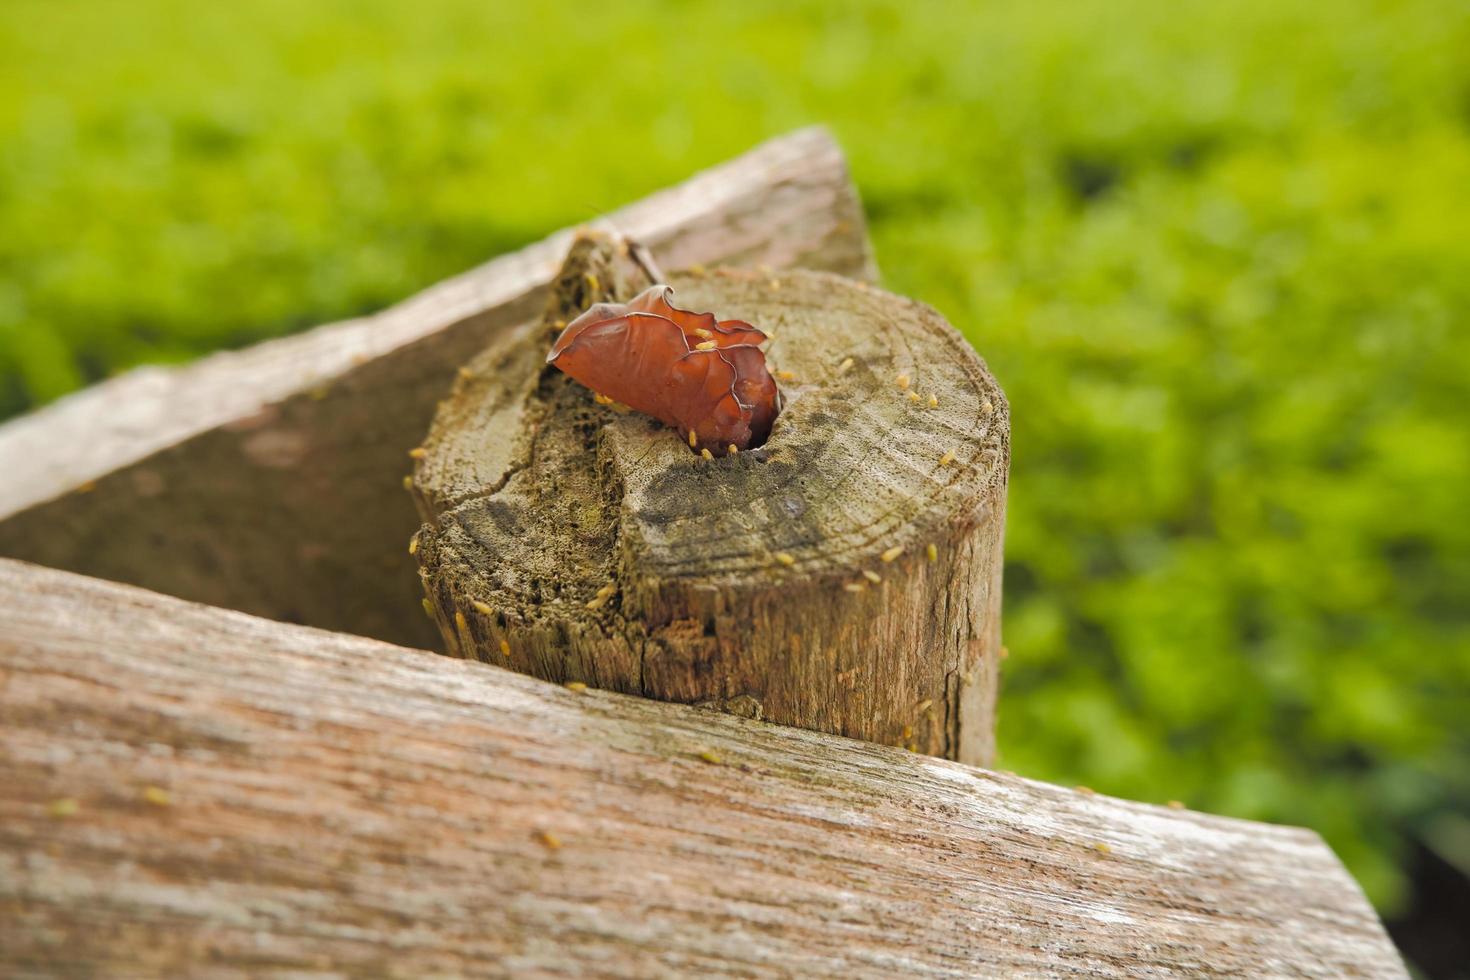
<box><xmin>3</xmin><ymin>0</ymin><xmax>1468</xmax><ymax>914</ymax></box>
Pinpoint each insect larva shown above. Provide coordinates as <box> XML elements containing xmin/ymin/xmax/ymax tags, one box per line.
<box><xmin>693</xmin><ymin>327</ymin><xmax>714</xmax><ymax>339</ymax></box>
<box><xmin>472</xmin><ymin>600</ymin><xmax>492</xmax><ymax>615</ymax></box>
<box><xmin>939</xmin><ymin>450</ymin><xmax>956</xmax><ymax>466</ymax></box>
<box><xmin>926</xmin><ymin>543</ymin><xmax>938</xmax><ymax>561</ymax></box>
<box><xmin>536</xmin><ymin>829</ymin><xmax>562</xmax><ymax>850</ymax></box>
<box><xmin>689</xmin><ymin>430</ymin><xmax>698</xmax><ymax>448</ymax></box>
<box><xmin>695</xmin><ymin>340</ymin><xmax>717</xmax><ymax>351</ymax></box>
<box><xmin>584</xmin><ymin>271</ymin><xmax>600</xmax><ymax>292</ymax></box>
<box><xmin>907</xmin><ymin>391</ymin><xmax>921</xmax><ymax>403</ymax></box>
<box><xmin>586</xmin><ymin>582</ymin><xmax>617</xmax><ymax>609</ymax></box>
<box><xmin>408</xmin><ymin>447</ymin><xmax>427</xmax><ymax>460</ymax></box>
<box><xmin>594</xmin><ymin>392</ymin><xmax>614</xmax><ymax>405</ymax></box>
<box><xmin>861</xmin><ymin>569</ymin><xmax>882</xmax><ymax>584</ymax></box>
<box><xmin>902</xmin><ymin>724</ymin><xmax>913</xmax><ymax>740</ymax></box>
<box><xmin>843</xmin><ymin>582</ymin><xmax>867</xmax><ymax>593</ymax></box>
<box><xmin>700</xmin><ymin>447</ymin><xmax>714</xmax><ymax>460</ymax></box>
<box><xmin>1075</xmin><ymin>785</ymin><xmax>1096</xmax><ymax>796</ymax></box>
<box><xmin>774</xmin><ymin>551</ymin><xmax>796</xmax><ymax>566</ymax></box>
<box><xmin>458</xmin><ymin>366</ymin><xmax>474</xmax><ymax>380</ymax></box>
<box><xmin>454</xmin><ymin>610</ymin><xmax>468</xmax><ymax>632</ymax></box>
<box><xmin>565</xmin><ymin>681</ymin><xmax>588</xmax><ymax>692</ymax></box>
<box><xmin>499</xmin><ymin>638</ymin><xmax>511</xmax><ymax>657</ymax></box>
<box><xmin>142</xmin><ymin>786</ymin><xmax>172</xmax><ymax>807</ymax></box>
<box><xmin>915</xmin><ymin>698</ymin><xmax>933</xmax><ymax>714</ymax></box>
<box><xmin>697</xmin><ymin>750</ymin><xmax>723</xmax><ymax>765</ymax></box>
<box><xmin>927</xmin><ymin>394</ymin><xmax>938</xmax><ymax>407</ymax></box>
<box><xmin>896</xmin><ymin>373</ymin><xmax>910</xmax><ymax>389</ymax></box>
<box><xmin>402</xmin><ymin>475</ymin><xmax>414</xmax><ymax>491</ymax></box>
<box><xmin>836</xmin><ymin>357</ymin><xmax>854</xmax><ymax>375</ymax></box>
<box><xmin>408</xmin><ymin>536</ymin><xmax>419</xmax><ymax>556</ymax></box>
<box><xmin>421</xmin><ymin>598</ymin><xmax>435</xmax><ymax>618</ymax></box>
<box><xmin>728</xmin><ymin>444</ymin><xmax>738</xmax><ymax>454</ymax></box>
<box><xmin>776</xmin><ymin>369</ymin><xmax>797</xmax><ymax>381</ymax></box>
<box><xmin>1093</xmin><ymin>842</ymin><xmax>1112</xmax><ymax>855</ymax></box>
<box><xmin>1168</xmin><ymin>800</ymin><xmax>1185</xmax><ymax>809</ymax></box>
<box><xmin>880</xmin><ymin>546</ymin><xmax>903</xmax><ymax>563</ymax></box>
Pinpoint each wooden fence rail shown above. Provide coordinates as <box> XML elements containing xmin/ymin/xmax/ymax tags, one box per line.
<box><xmin>0</xmin><ymin>559</ymin><xmax>1405</xmax><ymax>978</ymax></box>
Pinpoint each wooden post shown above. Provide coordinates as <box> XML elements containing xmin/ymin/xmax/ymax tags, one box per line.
<box><xmin>0</xmin><ymin>128</ymin><xmax>875</xmax><ymax>650</ymax></box>
<box><xmin>411</xmin><ymin>239</ymin><xmax>1008</xmax><ymax>764</ymax></box>
<box><xmin>0</xmin><ymin>560</ymin><xmax>1406</xmax><ymax>978</ymax></box>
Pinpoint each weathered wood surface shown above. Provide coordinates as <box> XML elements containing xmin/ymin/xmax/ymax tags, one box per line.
<box><xmin>0</xmin><ymin>127</ymin><xmax>874</xmax><ymax>650</ymax></box>
<box><xmin>413</xmin><ymin>240</ymin><xmax>1008</xmax><ymax>765</ymax></box>
<box><xmin>0</xmin><ymin>560</ymin><xmax>1405</xmax><ymax>978</ymax></box>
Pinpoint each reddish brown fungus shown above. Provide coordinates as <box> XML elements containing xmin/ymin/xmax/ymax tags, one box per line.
<box><xmin>546</xmin><ymin>285</ymin><xmax>780</xmax><ymax>454</ymax></box>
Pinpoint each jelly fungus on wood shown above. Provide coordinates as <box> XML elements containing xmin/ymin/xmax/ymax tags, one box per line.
<box><xmin>547</xmin><ymin>285</ymin><xmax>781</xmax><ymax>456</ymax></box>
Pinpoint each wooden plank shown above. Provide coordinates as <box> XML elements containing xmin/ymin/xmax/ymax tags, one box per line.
<box><xmin>0</xmin><ymin>559</ymin><xmax>1406</xmax><ymax>978</ymax></box>
<box><xmin>0</xmin><ymin>127</ymin><xmax>875</xmax><ymax>649</ymax></box>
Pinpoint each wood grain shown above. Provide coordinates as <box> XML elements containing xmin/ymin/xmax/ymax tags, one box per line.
<box><xmin>0</xmin><ymin>127</ymin><xmax>875</xmax><ymax>650</ymax></box>
<box><xmin>413</xmin><ymin>247</ymin><xmax>1008</xmax><ymax>765</ymax></box>
<box><xmin>0</xmin><ymin>559</ymin><xmax>1405</xmax><ymax>978</ymax></box>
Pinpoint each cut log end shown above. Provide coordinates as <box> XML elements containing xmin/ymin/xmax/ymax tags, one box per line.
<box><xmin>413</xmin><ymin>265</ymin><xmax>1008</xmax><ymax>764</ymax></box>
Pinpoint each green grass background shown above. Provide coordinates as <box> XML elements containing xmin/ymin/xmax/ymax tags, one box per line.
<box><xmin>4</xmin><ymin>0</ymin><xmax>1468</xmax><ymax>925</ymax></box>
